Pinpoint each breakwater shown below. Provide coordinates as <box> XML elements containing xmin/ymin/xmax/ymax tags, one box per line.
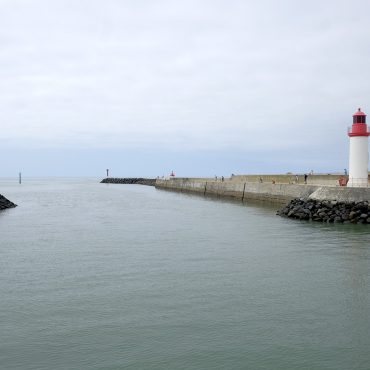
<box><xmin>101</xmin><ymin>178</ymin><xmax>156</xmax><ymax>186</ymax></box>
<box><xmin>0</xmin><ymin>194</ymin><xmax>17</xmax><ymax>210</ymax></box>
<box><xmin>278</xmin><ymin>199</ymin><xmax>370</xmax><ymax>224</ymax></box>
<box><xmin>155</xmin><ymin>178</ymin><xmax>370</xmax><ymax>204</ymax></box>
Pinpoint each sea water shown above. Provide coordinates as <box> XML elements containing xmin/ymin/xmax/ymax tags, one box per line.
<box><xmin>0</xmin><ymin>178</ymin><xmax>369</xmax><ymax>370</ymax></box>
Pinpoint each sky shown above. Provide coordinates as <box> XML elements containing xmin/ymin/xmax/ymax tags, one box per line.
<box><xmin>1</xmin><ymin>0</ymin><xmax>370</xmax><ymax>177</ymax></box>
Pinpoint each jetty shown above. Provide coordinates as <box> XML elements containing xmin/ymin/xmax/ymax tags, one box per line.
<box><xmin>155</xmin><ymin>174</ymin><xmax>370</xmax><ymax>203</ymax></box>
<box><xmin>155</xmin><ymin>175</ymin><xmax>370</xmax><ymax>224</ymax></box>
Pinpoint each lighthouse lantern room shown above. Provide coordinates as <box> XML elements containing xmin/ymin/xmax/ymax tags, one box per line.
<box><xmin>347</xmin><ymin>108</ymin><xmax>370</xmax><ymax>187</ymax></box>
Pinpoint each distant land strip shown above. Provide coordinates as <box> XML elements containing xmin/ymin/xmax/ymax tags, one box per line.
<box><xmin>100</xmin><ymin>178</ymin><xmax>156</xmax><ymax>186</ymax></box>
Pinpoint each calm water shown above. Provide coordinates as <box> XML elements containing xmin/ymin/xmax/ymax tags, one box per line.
<box><xmin>0</xmin><ymin>178</ymin><xmax>369</xmax><ymax>370</ymax></box>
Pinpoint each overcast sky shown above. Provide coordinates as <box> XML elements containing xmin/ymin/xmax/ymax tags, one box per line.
<box><xmin>1</xmin><ymin>0</ymin><xmax>370</xmax><ymax>177</ymax></box>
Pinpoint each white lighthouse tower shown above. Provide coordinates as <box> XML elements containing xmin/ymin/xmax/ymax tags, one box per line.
<box><xmin>347</xmin><ymin>108</ymin><xmax>369</xmax><ymax>187</ymax></box>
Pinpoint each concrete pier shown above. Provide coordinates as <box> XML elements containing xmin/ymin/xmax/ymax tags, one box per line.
<box><xmin>155</xmin><ymin>177</ymin><xmax>370</xmax><ymax>204</ymax></box>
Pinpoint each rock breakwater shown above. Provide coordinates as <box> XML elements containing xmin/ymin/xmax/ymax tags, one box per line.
<box><xmin>0</xmin><ymin>194</ymin><xmax>17</xmax><ymax>210</ymax></box>
<box><xmin>101</xmin><ymin>178</ymin><xmax>156</xmax><ymax>186</ymax></box>
<box><xmin>278</xmin><ymin>198</ymin><xmax>370</xmax><ymax>224</ymax></box>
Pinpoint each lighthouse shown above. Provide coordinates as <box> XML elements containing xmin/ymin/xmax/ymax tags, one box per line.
<box><xmin>347</xmin><ymin>108</ymin><xmax>370</xmax><ymax>187</ymax></box>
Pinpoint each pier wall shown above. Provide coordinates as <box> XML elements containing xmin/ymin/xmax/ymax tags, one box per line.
<box><xmin>155</xmin><ymin>178</ymin><xmax>370</xmax><ymax>204</ymax></box>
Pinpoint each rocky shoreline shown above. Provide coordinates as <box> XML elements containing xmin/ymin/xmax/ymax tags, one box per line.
<box><xmin>277</xmin><ymin>198</ymin><xmax>370</xmax><ymax>224</ymax></box>
<box><xmin>100</xmin><ymin>178</ymin><xmax>156</xmax><ymax>186</ymax></box>
<box><xmin>0</xmin><ymin>194</ymin><xmax>17</xmax><ymax>210</ymax></box>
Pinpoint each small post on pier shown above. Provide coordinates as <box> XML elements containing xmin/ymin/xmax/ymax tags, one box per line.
<box><xmin>19</xmin><ymin>172</ymin><xmax>22</xmax><ymax>184</ymax></box>
<box><xmin>106</xmin><ymin>169</ymin><xmax>109</xmax><ymax>178</ymax></box>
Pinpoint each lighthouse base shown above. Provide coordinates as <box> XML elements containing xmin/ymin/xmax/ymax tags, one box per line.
<box><xmin>347</xmin><ymin>178</ymin><xmax>369</xmax><ymax>188</ymax></box>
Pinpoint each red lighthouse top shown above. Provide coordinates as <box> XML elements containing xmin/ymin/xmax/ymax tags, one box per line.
<box><xmin>348</xmin><ymin>108</ymin><xmax>370</xmax><ymax>137</ymax></box>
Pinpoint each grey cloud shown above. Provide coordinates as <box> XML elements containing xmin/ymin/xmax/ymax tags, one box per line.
<box><xmin>1</xmin><ymin>0</ymin><xmax>370</xmax><ymax>156</ymax></box>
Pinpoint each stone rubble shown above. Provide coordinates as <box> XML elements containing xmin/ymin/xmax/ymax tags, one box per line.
<box><xmin>0</xmin><ymin>194</ymin><xmax>17</xmax><ymax>210</ymax></box>
<box><xmin>100</xmin><ymin>178</ymin><xmax>156</xmax><ymax>186</ymax></box>
<box><xmin>277</xmin><ymin>198</ymin><xmax>370</xmax><ymax>224</ymax></box>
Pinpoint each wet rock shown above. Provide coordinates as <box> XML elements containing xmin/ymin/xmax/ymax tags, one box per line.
<box><xmin>349</xmin><ymin>211</ymin><xmax>357</xmax><ymax>219</ymax></box>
